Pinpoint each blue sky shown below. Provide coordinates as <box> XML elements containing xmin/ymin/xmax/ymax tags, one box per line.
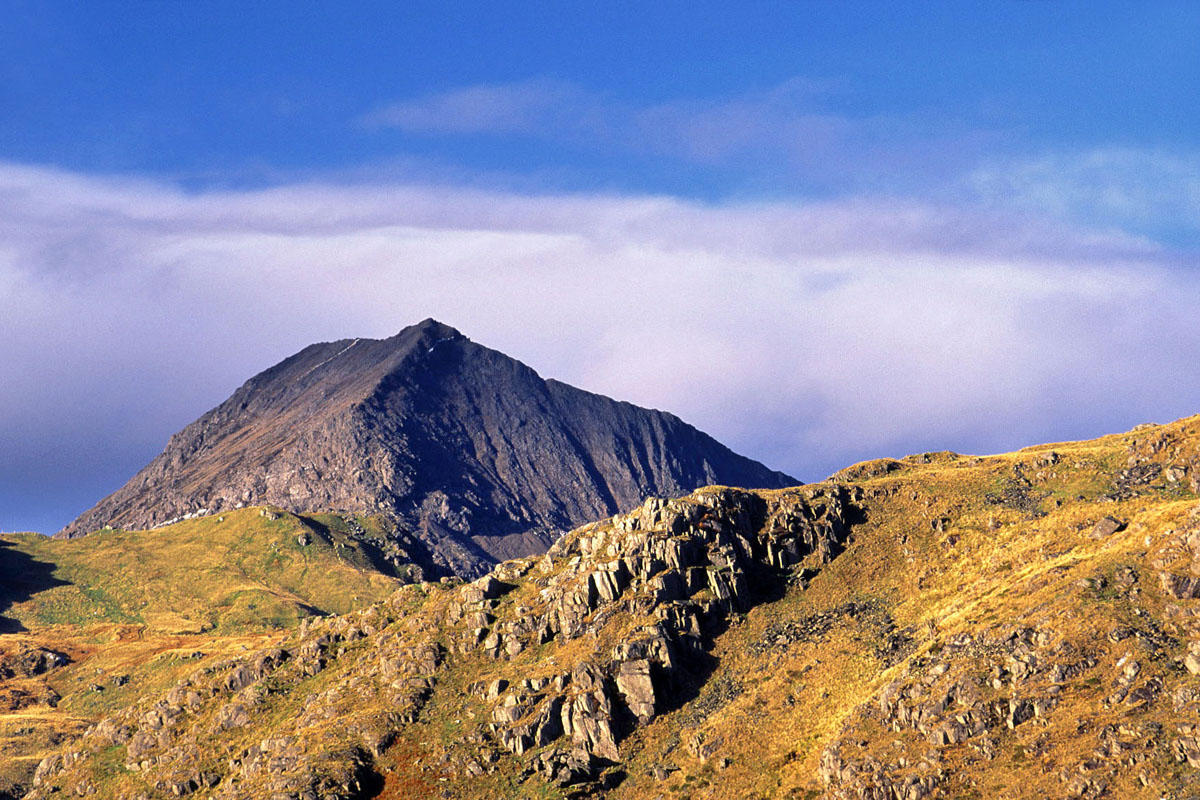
<box><xmin>5</xmin><ymin>3</ymin><xmax>1198</xmax><ymax>206</ymax></box>
<box><xmin>2</xmin><ymin>2</ymin><xmax>1200</xmax><ymax>532</ymax></box>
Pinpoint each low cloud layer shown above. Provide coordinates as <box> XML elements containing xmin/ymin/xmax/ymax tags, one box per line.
<box><xmin>2</xmin><ymin>162</ymin><xmax>1198</xmax><ymax>533</ymax></box>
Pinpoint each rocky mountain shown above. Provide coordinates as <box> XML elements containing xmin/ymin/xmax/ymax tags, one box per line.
<box><xmin>17</xmin><ymin>415</ymin><xmax>1200</xmax><ymax>799</ymax></box>
<box><xmin>57</xmin><ymin>319</ymin><xmax>795</xmax><ymax>575</ymax></box>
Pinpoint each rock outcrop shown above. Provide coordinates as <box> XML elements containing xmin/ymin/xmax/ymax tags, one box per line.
<box><xmin>26</xmin><ymin>485</ymin><xmax>850</xmax><ymax>799</ymax></box>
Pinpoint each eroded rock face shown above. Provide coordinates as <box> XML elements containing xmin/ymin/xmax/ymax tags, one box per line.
<box><xmin>58</xmin><ymin>319</ymin><xmax>796</xmax><ymax>578</ymax></box>
<box><xmin>457</xmin><ymin>486</ymin><xmax>853</xmax><ymax>782</ymax></box>
<box><xmin>30</xmin><ymin>605</ymin><xmax>434</xmax><ymax>800</ymax></box>
<box><xmin>0</xmin><ymin>646</ymin><xmax>69</xmax><ymax>716</ymax></box>
<box><xmin>819</xmin><ymin>627</ymin><xmax>1078</xmax><ymax>799</ymax></box>
<box><xmin>26</xmin><ymin>485</ymin><xmax>850</xmax><ymax>799</ymax></box>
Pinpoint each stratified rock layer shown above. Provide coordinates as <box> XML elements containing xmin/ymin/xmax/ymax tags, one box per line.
<box><xmin>58</xmin><ymin>319</ymin><xmax>795</xmax><ymax>576</ymax></box>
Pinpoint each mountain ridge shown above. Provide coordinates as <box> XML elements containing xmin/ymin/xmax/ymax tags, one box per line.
<box><xmin>19</xmin><ymin>414</ymin><xmax>1200</xmax><ymax>799</ymax></box>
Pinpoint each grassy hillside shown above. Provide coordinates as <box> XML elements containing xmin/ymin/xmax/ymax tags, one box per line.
<box><xmin>0</xmin><ymin>508</ymin><xmax>404</xmax><ymax>798</ymax></box>
<box><xmin>13</xmin><ymin>415</ymin><xmax>1200</xmax><ymax>799</ymax></box>
<box><xmin>0</xmin><ymin>507</ymin><xmax>401</xmax><ymax>634</ymax></box>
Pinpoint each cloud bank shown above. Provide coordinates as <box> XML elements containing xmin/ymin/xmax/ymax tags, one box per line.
<box><xmin>2</xmin><ymin>161</ymin><xmax>1198</xmax><ymax>532</ymax></box>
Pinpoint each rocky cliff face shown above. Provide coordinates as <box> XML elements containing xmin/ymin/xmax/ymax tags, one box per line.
<box><xmin>58</xmin><ymin>319</ymin><xmax>795</xmax><ymax>576</ymax></box>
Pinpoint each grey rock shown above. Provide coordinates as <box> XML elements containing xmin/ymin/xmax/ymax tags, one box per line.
<box><xmin>1186</xmin><ymin>642</ymin><xmax>1200</xmax><ymax>675</ymax></box>
<box><xmin>614</xmin><ymin>659</ymin><xmax>656</xmax><ymax>723</ymax></box>
<box><xmin>1091</xmin><ymin>516</ymin><xmax>1126</xmax><ymax>539</ymax></box>
<box><xmin>58</xmin><ymin>319</ymin><xmax>796</xmax><ymax>578</ymax></box>
<box><xmin>1161</xmin><ymin>571</ymin><xmax>1200</xmax><ymax>600</ymax></box>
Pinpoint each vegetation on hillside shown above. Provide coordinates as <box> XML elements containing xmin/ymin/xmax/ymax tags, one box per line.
<box><xmin>0</xmin><ymin>508</ymin><xmax>402</xmax><ymax>798</ymax></box>
<box><xmin>7</xmin><ymin>416</ymin><xmax>1200</xmax><ymax>798</ymax></box>
<box><xmin>1</xmin><ymin>507</ymin><xmax>400</xmax><ymax>634</ymax></box>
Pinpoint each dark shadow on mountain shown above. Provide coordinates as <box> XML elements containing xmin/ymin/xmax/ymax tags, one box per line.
<box><xmin>0</xmin><ymin>538</ymin><xmax>69</xmax><ymax>632</ymax></box>
<box><xmin>298</xmin><ymin>515</ymin><xmax>474</xmax><ymax>584</ymax></box>
<box><xmin>616</xmin><ymin>560</ymin><xmax>795</xmax><ymax>746</ymax></box>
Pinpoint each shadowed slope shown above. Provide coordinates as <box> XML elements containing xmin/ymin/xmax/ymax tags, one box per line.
<box><xmin>0</xmin><ymin>539</ymin><xmax>68</xmax><ymax>633</ymax></box>
<box><xmin>7</xmin><ymin>509</ymin><xmax>400</xmax><ymax>634</ymax></box>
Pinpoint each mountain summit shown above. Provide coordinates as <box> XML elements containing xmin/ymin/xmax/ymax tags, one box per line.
<box><xmin>58</xmin><ymin>319</ymin><xmax>795</xmax><ymax>574</ymax></box>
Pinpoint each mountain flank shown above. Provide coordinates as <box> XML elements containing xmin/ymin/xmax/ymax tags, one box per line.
<box><xmin>20</xmin><ymin>415</ymin><xmax>1200</xmax><ymax>799</ymax></box>
<box><xmin>59</xmin><ymin>319</ymin><xmax>795</xmax><ymax>576</ymax></box>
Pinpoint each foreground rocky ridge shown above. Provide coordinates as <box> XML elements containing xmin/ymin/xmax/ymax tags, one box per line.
<box><xmin>14</xmin><ymin>415</ymin><xmax>1200</xmax><ymax>799</ymax></box>
<box><xmin>58</xmin><ymin>319</ymin><xmax>795</xmax><ymax>578</ymax></box>
<box><xmin>25</xmin><ymin>485</ymin><xmax>851</xmax><ymax>798</ymax></box>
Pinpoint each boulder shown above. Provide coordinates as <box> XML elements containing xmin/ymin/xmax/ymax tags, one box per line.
<box><xmin>1091</xmin><ymin>516</ymin><xmax>1126</xmax><ymax>539</ymax></box>
<box><xmin>614</xmin><ymin>660</ymin><xmax>656</xmax><ymax>723</ymax></box>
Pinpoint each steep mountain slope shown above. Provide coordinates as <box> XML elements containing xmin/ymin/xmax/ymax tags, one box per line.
<box><xmin>58</xmin><ymin>320</ymin><xmax>795</xmax><ymax>576</ymax></box>
<box><xmin>22</xmin><ymin>415</ymin><xmax>1200</xmax><ymax>799</ymax></box>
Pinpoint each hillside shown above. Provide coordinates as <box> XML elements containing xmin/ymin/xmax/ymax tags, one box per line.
<box><xmin>16</xmin><ymin>415</ymin><xmax>1200</xmax><ymax>799</ymax></box>
<box><xmin>58</xmin><ymin>320</ymin><xmax>795</xmax><ymax>577</ymax></box>
<box><xmin>0</xmin><ymin>509</ymin><xmax>406</xmax><ymax>798</ymax></box>
<box><xmin>3</xmin><ymin>508</ymin><xmax>404</xmax><ymax>635</ymax></box>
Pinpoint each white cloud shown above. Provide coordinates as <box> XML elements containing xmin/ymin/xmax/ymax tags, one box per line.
<box><xmin>359</xmin><ymin>82</ymin><xmax>1200</xmax><ymax>245</ymax></box>
<box><xmin>359</xmin><ymin>78</ymin><xmax>1005</xmax><ymax>190</ymax></box>
<box><xmin>359</xmin><ymin>79</ymin><xmax>587</xmax><ymax>135</ymax></box>
<box><xmin>1</xmin><ymin>161</ymin><xmax>1197</xmax><ymax>532</ymax></box>
<box><xmin>970</xmin><ymin>148</ymin><xmax>1200</xmax><ymax>239</ymax></box>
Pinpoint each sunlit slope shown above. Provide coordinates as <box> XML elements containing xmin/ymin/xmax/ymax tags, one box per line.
<box><xmin>609</xmin><ymin>416</ymin><xmax>1200</xmax><ymax>799</ymax></box>
<box><xmin>0</xmin><ymin>508</ymin><xmax>406</xmax><ymax>797</ymax></box>
<box><xmin>1</xmin><ymin>507</ymin><xmax>401</xmax><ymax>634</ymax></box>
<box><xmin>19</xmin><ymin>414</ymin><xmax>1200</xmax><ymax>800</ymax></box>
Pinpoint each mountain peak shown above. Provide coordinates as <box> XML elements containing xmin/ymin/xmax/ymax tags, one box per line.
<box><xmin>58</xmin><ymin>322</ymin><xmax>796</xmax><ymax>575</ymax></box>
<box><xmin>411</xmin><ymin>316</ymin><xmax>457</xmax><ymax>333</ymax></box>
<box><xmin>393</xmin><ymin>317</ymin><xmax>463</xmax><ymax>343</ymax></box>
